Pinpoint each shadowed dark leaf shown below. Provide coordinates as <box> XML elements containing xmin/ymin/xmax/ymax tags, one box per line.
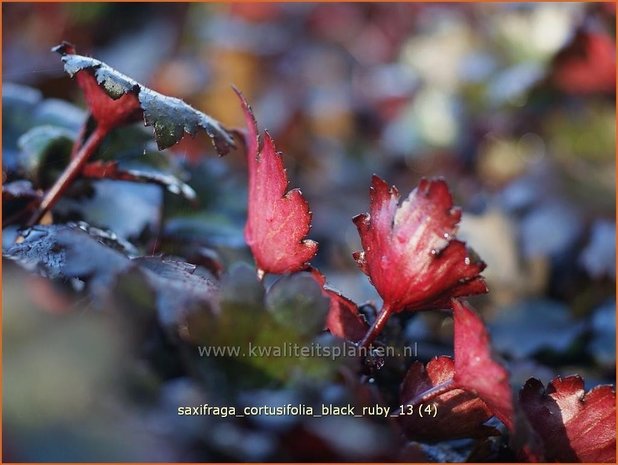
<box><xmin>17</xmin><ymin>125</ymin><xmax>73</xmax><ymax>188</ymax></box>
<box><xmin>400</xmin><ymin>357</ymin><xmax>498</xmax><ymax>442</ymax></box>
<box><xmin>489</xmin><ymin>299</ymin><xmax>585</xmax><ymax>358</ymax></box>
<box><xmin>82</xmin><ymin>161</ymin><xmax>196</xmax><ymax>200</ymax></box>
<box><xmin>265</xmin><ymin>273</ymin><xmax>330</xmax><ymax>338</ymax></box>
<box><xmin>2</xmin><ymin>83</ymin><xmax>43</xmax><ymax>166</ymax></box>
<box><xmin>55</xmin><ymin>180</ymin><xmax>162</xmax><ymax>240</ymax></box>
<box><xmin>4</xmin><ymin>223</ymin><xmax>218</xmax><ymax>328</ymax></box>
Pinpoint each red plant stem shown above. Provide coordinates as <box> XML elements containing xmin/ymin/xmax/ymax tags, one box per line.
<box><xmin>359</xmin><ymin>304</ymin><xmax>393</xmax><ymax>349</ymax></box>
<box><xmin>27</xmin><ymin>125</ymin><xmax>108</xmax><ymax>226</ymax></box>
<box><xmin>403</xmin><ymin>378</ymin><xmax>456</xmax><ymax>409</ymax></box>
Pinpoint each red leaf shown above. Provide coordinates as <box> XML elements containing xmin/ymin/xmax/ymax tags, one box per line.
<box><xmin>353</xmin><ymin>175</ymin><xmax>487</xmax><ymax>314</ymax></box>
<box><xmin>309</xmin><ymin>268</ymin><xmax>368</xmax><ymax>343</ymax></box>
<box><xmin>75</xmin><ymin>68</ymin><xmax>142</xmax><ymax>130</ymax></box>
<box><xmin>236</xmin><ymin>88</ymin><xmax>318</xmax><ymax>276</ymax></box>
<box><xmin>30</xmin><ymin>42</ymin><xmax>234</xmax><ymax>226</ymax></box>
<box><xmin>54</xmin><ymin>42</ymin><xmax>234</xmax><ymax>153</ymax></box>
<box><xmin>400</xmin><ymin>357</ymin><xmax>498</xmax><ymax>442</ymax></box>
<box><xmin>324</xmin><ymin>291</ymin><xmax>367</xmax><ymax>343</ymax></box>
<box><xmin>520</xmin><ymin>376</ymin><xmax>616</xmax><ymax>462</ymax></box>
<box><xmin>453</xmin><ymin>299</ymin><xmax>514</xmax><ymax>431</ymax></box>
<box><xmin>53</xmin><ymin>42</ymin><xmax>142</xmax><ymax>131</ymax></box>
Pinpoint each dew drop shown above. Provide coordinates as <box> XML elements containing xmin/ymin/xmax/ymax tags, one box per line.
<box><xmin>464</xmin><ymin>256</ymin><xmax>471</xmax><ymax>265</ymax></box>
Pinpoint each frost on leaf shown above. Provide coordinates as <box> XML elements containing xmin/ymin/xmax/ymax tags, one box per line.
<box><xmin>5</xmin><ymin>223</ymin><xmax>218</xmax><ymax>329</ymax></box>
<box><xmin>520</xmin><ymin>376</ymin><xmax>616</xmax><ymax>462</ymax></box>
<box><xmin>353</xmin><ymin>175</ymin><xmax>487</xmax><ymax>314</ymax></box>
<box><xmin>3</xmin><ymin>180</ymin><xmax>41</xmax><ymax>202</ymax></box>
<box><xmin>53</xmin><ymin>42</ymin><xmax>235</xmax><ymax>154</ymax></box>
<box><xmin>236</xmin><ymin>88</ymin><xmax>318</xmax><ymax>276</ymax></box>
<box><xmin>399</xmin><ymin>357</ymin><xmax>498</xmax><ymax>443</ymax></box>
<box><xmin>453</xmin><ymin>299</ymin><xmax>514</xmax><ymax>431</ymax></box>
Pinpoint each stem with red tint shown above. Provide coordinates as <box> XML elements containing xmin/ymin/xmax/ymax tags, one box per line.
<box><xmin>359</xmin><ymin>304</ymin><xmax>393</xmax><ymax>349</ymax></box>
<box><xmin>27</xmin><ymin>125</ymin><xmax>108</xmax><ymax>226</ymax></box>
<box><xmin>388</xmin><ymin>378</ymin><xmax>457</xmax><ymax>418</ymax></box>
<box><xmin>404</xmin><ymin>378</ymin><xmax>456</xmax><ymax>408</ymax></box>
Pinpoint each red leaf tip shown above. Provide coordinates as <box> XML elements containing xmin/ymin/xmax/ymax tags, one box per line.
<box><xmin>52</xmin><ymin>41</ymin><xmax>76</xmax><ymax>56</ymax></box>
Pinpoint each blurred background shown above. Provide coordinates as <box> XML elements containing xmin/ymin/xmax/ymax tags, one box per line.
<box><xmin>3</xmin><ymin>3</ymin><xmax>616</xmax><ymax>462</ymax></box>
